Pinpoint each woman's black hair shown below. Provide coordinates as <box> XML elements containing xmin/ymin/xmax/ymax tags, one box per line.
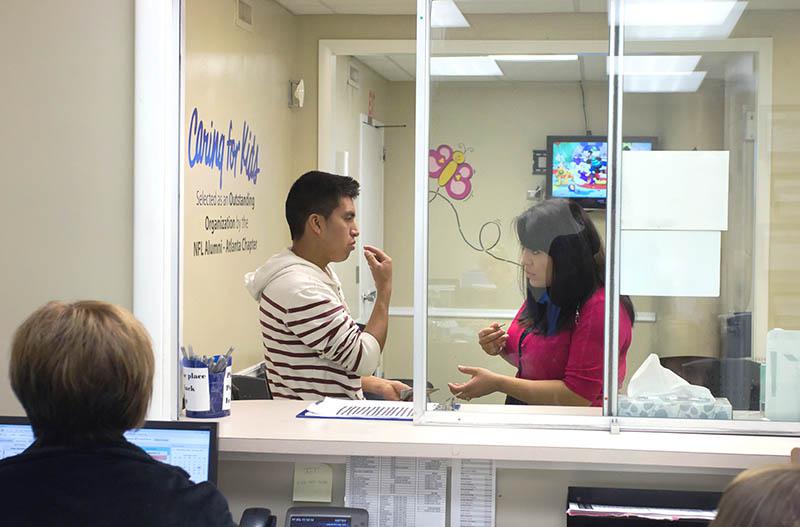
<box><xmin>515</xmin><ymin>199</ymin><xmax>635</xmax><ymax>334</ymax></box>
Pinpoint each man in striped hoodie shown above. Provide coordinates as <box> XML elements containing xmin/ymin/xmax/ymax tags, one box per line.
<box><xmin>244</xmin><ymin>171</ymin><xmax>409</xmax><ymax>401</ymax></box>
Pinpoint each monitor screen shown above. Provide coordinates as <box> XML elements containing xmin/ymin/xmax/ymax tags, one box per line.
<box><xmin>289</xmin><ymin>518</ymin><xmax>351</xmax><ymax>527</ymax></box>
<box><xmin>546</xmin><ymin>135</ymin><xmax>656</xmax><ymax>208</ymax></box>
<box><xmin>0</xmin><ymin>418</ymin><xmax>217</xmax><ymax>484</ymax></box>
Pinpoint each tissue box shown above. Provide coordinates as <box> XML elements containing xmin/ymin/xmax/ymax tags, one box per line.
<box><xmin>618</xmin><ymin>395</ymin><xmax>732</xmax><ymax>420</ymax></box>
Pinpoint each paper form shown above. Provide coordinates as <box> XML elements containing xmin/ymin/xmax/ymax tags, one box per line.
<box><xmin>450</xmin><ymin>459</ymin><xmax>496</xmax><ymax>527</ymax></box>
<box><xmin>345</xmin><ymin>456</ymin><xmax>447</xmax><ymax>527</ymax></box>
<box><xmin>300</xmin><ymin>398</ymin><xmax>437</xmax><ymax>421</ymax></box>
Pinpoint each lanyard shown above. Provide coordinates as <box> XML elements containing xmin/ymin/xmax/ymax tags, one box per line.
<box><xmin>516</xmin><ymin>326</ymin><xmax>533</xmax><ymax>378</ymax></box>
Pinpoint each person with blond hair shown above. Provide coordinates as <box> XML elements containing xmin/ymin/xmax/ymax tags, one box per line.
<box><xmin>0</xmin><ymin>300</ymin><xmax>236</xmax><ymax>527</ymax></box>
<box><xmin>711</xmin><ymin>464</ymin><xmax>800</xmax><ymax>527</ymax></box>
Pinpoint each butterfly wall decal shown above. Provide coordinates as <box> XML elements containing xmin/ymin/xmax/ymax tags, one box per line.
<box><xmin>428</xmin><ymin>144</ymin><xmax>474</xmax><ymax>200</ymax></box>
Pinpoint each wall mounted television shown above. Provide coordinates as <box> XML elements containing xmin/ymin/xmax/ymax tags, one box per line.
<box><xmin>545</xmin><ymin>135</ymin><xmax>658</xmax><ymax>209</ymax></box>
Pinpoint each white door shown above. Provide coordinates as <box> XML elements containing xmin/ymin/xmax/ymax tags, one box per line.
<box><xmin>357</xmin><ymin>114</ymin><xmax>385</xmax><ymax>324</ymax></box>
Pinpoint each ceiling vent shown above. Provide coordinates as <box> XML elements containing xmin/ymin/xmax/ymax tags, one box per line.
<box><xmin>235</xmin><ymin>0</ymin><xmax>254</xmax><ymax>31</ymax></box>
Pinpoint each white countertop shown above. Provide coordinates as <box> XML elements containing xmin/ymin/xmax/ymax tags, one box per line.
<box><xmin>210</xmin><ymin>400</ymin><xmax>798</xmax><ymax>474</ymax></box>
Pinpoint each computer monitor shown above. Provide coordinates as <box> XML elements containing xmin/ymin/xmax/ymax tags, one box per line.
<box><xmin>0</xmin><ymin>417</ymin><xmax>218</xmax><ymax>484</ymax></box>
<box><xmin>545</xmin><ymin>135</ymin><xmax>657</xmax><ymax>209</ymax></box>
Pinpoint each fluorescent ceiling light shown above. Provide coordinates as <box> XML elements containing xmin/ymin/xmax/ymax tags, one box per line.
<box><xmin>607</xmin><ymin>55</ymin><xmax>702</xmax><ymax>75</ymax></box>
<box><xmin>431</xmin><ymin>0</ymin><xmax>470</xmax><ymax>28</ymax></box>
<box><xmin>489</xmin><ymin>54</ymin><xmax>578</xmax><ymax>62</ymax></box>
<box><xmin>624</xmin><ymin>71</ymin><xmax>707</xmax><ymax>93</ymax></box>
<box><xmin>626</xmin><ymin>0</ymin><xmax>737</xmax><ymax>26</ymax></box>
<box><xmin>431</xmin><ymin>56</ymin><xmax>502</xmax><ymax>76</ymax></box>
<box><xmin>624</xmin><ymin>1</ymin><xmax>747</xmax><ymax>41</ymax></box>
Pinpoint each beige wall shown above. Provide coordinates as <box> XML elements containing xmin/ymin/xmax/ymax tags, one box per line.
<box><xmin>182</xmin><ymin>0</ymin><xmax>297</xmax><ymax>370</ymax></box>
<box><xmin>291</xmin><ymin>16</ymin><xmax>417</xmax><ymax>177</ymax></box>
<box><xmin>379</xmin><ymin>79</ymin><xmax>725</xmax><ymax>399</ymax></box>
<box><xmin>295</xmin><ymin>8</ymin><xmax>800</xmax><ymax>327</ymax></box>
<box><xmin>286</xmin><ymin>9</ymin><xmax>800</xmax><ymax>398</ymax></box>
<box><xmin>733</xmin><ymin>12</ymin><xmax>800</xmax><ymax>331</ymax></box>
<box><xmin>0</xmin><ymin>0</ymin><xmax>134</xmax><ymax>415</ymax></box>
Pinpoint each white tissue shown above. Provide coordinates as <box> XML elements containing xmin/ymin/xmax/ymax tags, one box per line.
<box><xmin>627</xmin><ymin>353</ymin><xmax>714</xmax><ymax>401</ymax></box>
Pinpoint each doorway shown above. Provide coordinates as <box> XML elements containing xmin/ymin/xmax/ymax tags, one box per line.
<box><xmin>357</xmin><ymin>114</ymin><xmax>385</xmax><ymax>324</ymax></box>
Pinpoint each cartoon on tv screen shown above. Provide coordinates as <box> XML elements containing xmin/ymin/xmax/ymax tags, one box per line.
<box><xmin>551</xmin><ymin>141</ymin><xmax>652</xmax><ymax>199</ymax></box>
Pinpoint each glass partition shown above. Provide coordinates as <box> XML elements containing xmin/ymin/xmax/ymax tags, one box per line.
<box><xmin>415</xmin><ymin>0</ymin><xmax>615</xmax><ymax>423</ymax></box>
<box><xmin>614</xmin><ymin>0</ymin><xmax>800</xmax><ymax>430</ymax></box>
<box><xmin>414</xmin><ymin>0</ymin><xmax>800</xmax><ymax>434</ymax></box>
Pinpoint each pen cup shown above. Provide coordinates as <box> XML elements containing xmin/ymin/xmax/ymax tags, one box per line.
<box><xmin>182</xmin><ymin>355</ymin><xmax>233</xmax><ymax>418</ymax></box>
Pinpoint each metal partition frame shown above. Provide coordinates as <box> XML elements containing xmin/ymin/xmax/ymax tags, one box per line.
<box><xmin>603</xmin><ymin>0</ymin><xmax>624</xmax><ymax>416</ymax></box>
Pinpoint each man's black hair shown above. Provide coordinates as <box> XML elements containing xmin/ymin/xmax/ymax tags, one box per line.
<box><xmin>285</xmin><ymin>171</ymin><xmax>360</xmax><ymax>240</ymax></box>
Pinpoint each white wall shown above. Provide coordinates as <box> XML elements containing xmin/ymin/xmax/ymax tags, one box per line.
<box><xmin>0</xmin><ymin>0</ymin><xmax>135</xmax><ymax>415</ymax></box>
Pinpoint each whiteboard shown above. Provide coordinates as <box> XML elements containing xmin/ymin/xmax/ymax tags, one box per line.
<box><xmin>621</xmin><ymin>151</ymin><xmax>729</xmax><ymax>231</ymax></box>
<box><xmin>620</xmin><ymin>230</ymin><xmax>721</xmax><ymax>297</ymax></box>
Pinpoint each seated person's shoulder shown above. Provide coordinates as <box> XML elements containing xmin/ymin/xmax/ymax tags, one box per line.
<box><xmin>164</xmin><ymin>481</ymin><xmax>236</xmax><ymax>526</ymax></box>
<box><xmin>0</xmin><ymin>445</ymin><xmax>235</xmax><ymax>527</ymax></box>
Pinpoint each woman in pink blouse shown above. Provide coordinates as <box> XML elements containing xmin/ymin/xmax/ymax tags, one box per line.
<box><xmin>447</xmin><ymin>199</ymin><xmax>634</xmax><ymax>406</ymax></box>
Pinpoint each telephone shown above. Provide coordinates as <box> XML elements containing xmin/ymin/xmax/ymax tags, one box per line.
<box><xmin>285</xmin><ymin>506</ymin><xmax>368</xmax><ymax>527</ymax></box>
<box><xmin>240</xmin><ymin>508</ymin><xmax>277</xmax><ymax>527</ymax></box>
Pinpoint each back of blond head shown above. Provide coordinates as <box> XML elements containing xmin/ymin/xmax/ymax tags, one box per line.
<box><xmin>711</xmin><ymin>464</ymin><xmax>800</xmax><ymax>527</ymax></box>
<box><xmin>10</xmin><ymin>301</ymin><xmax>154</xmax><ymax>444</ymax></box>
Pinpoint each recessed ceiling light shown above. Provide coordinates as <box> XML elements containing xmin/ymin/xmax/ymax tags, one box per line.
<box><xmin>624</xmin><ymin>71</ymin><xmax>707</xmax><ymax>92</ymax></box>
<box><xmin>624</xmin><ymin>0</ymin><xmax>747</xmax><ymax>40</ymax></box>
<box><xmin>431</xmin><ymin>56</ymin><xmax>502</xmax><ymax>76</ymax></box>
<box><xmin>607</xmin><ymin>55</ymin><xmax>702</xmax><ymax>75</ymax></box>
<box><xmin>489</xmin><ymin>55</ymin><xmax>579</xmax><ymax>62</ymax></box>
<box><xmin>626</xmin><ymin>0</ymin><xmax>737</xmax><ymax>26</ymax></box>
<box><xmin>431</xmin><ymin>0</ymin><xmax>470</xmax><ymax>28</ymax></box>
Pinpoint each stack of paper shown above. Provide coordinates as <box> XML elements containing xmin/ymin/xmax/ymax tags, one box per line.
<box><xmin>567</xmin><ymin>502</ymin><xmax>717</xmax><ymax>521</ymax></box>
<box><xmin>346</xmin><ymin>456</ymin><xmax>447</xmax><ymax>527</ymax></box>
<box><xmin>451</xmin><ymin>459</ymin><xmax>496</xmax><ymax>527</ymax></box>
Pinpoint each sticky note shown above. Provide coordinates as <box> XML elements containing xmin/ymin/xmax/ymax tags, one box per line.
<box><xmin>293</xmin><ymin>463</ymin><xmax>333</xmax><ymax>503</ymax></box>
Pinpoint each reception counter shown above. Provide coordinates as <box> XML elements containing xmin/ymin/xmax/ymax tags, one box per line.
<box><xmin>207</xmin><ymin>401</ymin><xmax>798</xmax><ymax>525</ymax></box>
<box><xmin>213</xmin><ymin>400</ymin><xmax>797</xmax><ymax>473</ymax></box>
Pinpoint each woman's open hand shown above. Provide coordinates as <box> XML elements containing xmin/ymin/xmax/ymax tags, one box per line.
<box><xmin>478</xmin><ymin>322</ymin><xmax>508</xmax><ymax>356</ymax></box>
<box><xmin>447</xmin><ymin>365</ymin><xmax>502</xmax><ymax>401</ymax></box>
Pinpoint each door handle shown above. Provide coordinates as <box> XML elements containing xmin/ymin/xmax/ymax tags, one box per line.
<box><xmin>361</xmin><ymin>290</ymin><xmax>377</xmax><ymax>302</ymax></box>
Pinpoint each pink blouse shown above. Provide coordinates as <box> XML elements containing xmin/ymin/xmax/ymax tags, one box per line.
<box><xmin>501</xmin><ymin>288</ymin><xmax>631</xmax><ymax>406</ymax></box>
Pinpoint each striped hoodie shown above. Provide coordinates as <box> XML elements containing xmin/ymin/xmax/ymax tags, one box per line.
<box><xmin>244</xmin><ymin>249</ymin><xmax>380</xmax><ymax>400</ymax></box>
